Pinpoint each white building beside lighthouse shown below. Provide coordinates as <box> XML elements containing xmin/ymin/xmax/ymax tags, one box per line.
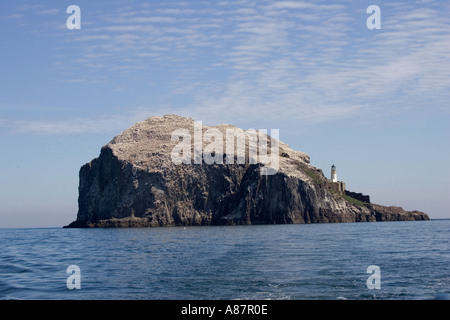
<box><xmin>331</xmin><ymin>164</ymin><xmax>337</xmax><ymax>182</ymax></box>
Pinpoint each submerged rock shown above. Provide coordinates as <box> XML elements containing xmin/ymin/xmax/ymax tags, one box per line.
<box><xmin>64</xmin><ymin>115</ymin><xmax>429</xmax><ymax>228</ymax></box>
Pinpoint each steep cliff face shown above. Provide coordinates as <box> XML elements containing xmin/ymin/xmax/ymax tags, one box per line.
<box><xmin>65</xmin><ymin>115</ymin><xmax>429</xmax><ymax>228</ymax></box>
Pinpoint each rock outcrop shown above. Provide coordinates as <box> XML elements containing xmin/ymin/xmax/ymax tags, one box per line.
<box><xmin>64</xmin><ymin>115</ymin><xmax>429</xmax><ymax>228</ymax></box>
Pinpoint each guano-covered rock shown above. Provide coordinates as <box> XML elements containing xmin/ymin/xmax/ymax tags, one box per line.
<box><xmin>64</xmin><ymin>115</ymin><xmax>429</xmax><ymax>228</ymax></box>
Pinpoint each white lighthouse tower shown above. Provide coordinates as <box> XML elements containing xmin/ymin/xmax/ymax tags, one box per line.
<box><xmin>331</xmin><ymin>164</ymin><xmax>337</xmax><ymax>182</ymax></box>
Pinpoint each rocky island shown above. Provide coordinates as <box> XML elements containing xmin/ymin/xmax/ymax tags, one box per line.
<box><xmin>64</xmin><ymin>115</ymin><xmax>429</xmax><ymax>228</ymax></box>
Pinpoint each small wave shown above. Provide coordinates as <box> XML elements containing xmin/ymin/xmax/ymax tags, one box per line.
<box><xmin>432</xmin><ymin>293</ymin><xmax>450</xmax><ymax>300</ymax></box>
<box><xmin>0</xmin><ymin>279</ymin><xmax>27</xmax><ymax>299</ymax></box>
<box><xmin>0</xmin><ymin>263</ymin><xmax>32</xmax><ymax>274</ymax></box>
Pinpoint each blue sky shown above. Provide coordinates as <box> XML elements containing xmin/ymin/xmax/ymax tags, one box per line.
<box><xmin>0</xmin><ymin>0</ymin><xmax>449</xmax><ymax>227</ymax></box>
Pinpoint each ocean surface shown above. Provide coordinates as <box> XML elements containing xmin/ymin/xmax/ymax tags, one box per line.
<box><xmin>0</xmin><ymin>220</ymin><xmax>449</xmax><ymax>300</ymax></box>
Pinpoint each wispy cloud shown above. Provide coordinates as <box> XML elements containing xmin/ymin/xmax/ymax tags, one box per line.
<box><xmin>36</xmin><ymin>9</ymin><xmax>60</xmax><ymax>15</ymax></box>
<box><xmin>8</xmin><ymin>107</ymin><xmax>166</xmax><ymax>135</ymax></box>
<box><xmin>2</xmin><ymin>0</ymin><xmax>449</xmax><ymax>134</ymax></box>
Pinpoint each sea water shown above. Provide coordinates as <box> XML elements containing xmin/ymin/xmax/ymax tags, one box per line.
<box><xmin>0</xmin><ymin>220</ymin><xmax>449</xmax><ymax>300</ymax></box>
